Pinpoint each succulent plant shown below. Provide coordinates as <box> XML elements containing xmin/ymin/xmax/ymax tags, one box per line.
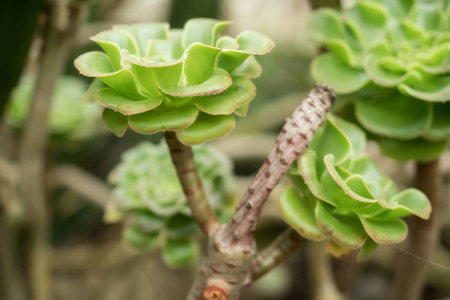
<box><xmin>7</xmin><ymin>76</ymin><xmax>102</xmax><ymax>140</ymax></box>
<box><xmin>75</xmin><ymin>18</ymin><xmax>274</xmax><ymax>145</ymax></box>
<box><xmin>308</xmin><ymin>0</ymin><xmax>450</xmax><ymax>161</ymax></box>
<box><xmin>106</xmin><ymin>141</ymin><xmax>235</xmax><ymax>267</ymax></box>
<box><xmin>279</xmin><ymin>115</ymin><xmax>431</xmax><ymax>259</ymax></box>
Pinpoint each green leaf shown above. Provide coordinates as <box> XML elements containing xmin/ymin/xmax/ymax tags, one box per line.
<box><xmin>234</xmin><ymin>103</ymin><xmax>250</xmax><ymax>116</ymax></box>
<box><xmin>75</xmin><ymin>52</ymin><xmax>146</xmax><ymax>99</ymax></box>
<box><xmin>128</xmin><ymin>104</ymin><xmax>199</xmax><ymax>134</ymax></box>
<box><xmin>364</xmin><ymin>54</ymin><xmax>410</xmax><ymax>87</ymax></box>
<box><xmin>176</xmin><ymin>113</ymin><xmax>235</xmax><ymax>145</ymax></box>
<box><xmin>162</xmin><ymin>238</ymin><xmax>199</xmax><ymax>268</ymax></box>
<box><xmin>311</xmin><ymin>53</ymin><xmax>370</xmax><ymax>94</ymax></box>
<box><xmin>123</xmin><ymin>225</ymin><xmax>159</xmax><ymax>250</ymax></box>
<box><xmin>113</xmin><ymin>22</ymin><xmax>170</xmax><ymax>55</ymax></box>
<box><xmin>424</xmin><ymin>102</ymin><xmax>450</xmax><ymax>140</ymax></box>
<box><xmin>351</xmin><ymin>155</ymin><xmax>392</xmax><ymax>187</ymax></box>
<box><xmin>279</xmin><ymin>187</ymin><xmax>326</xmax><ymax>240</ymax></box>
<box><xmin>193</xmin><ymin>76</ymin><xmax>255</xmax><ymax>115</ymax></box>
<box><xmin>357</xmin><ymin>238</ymin><xmax>378</xmax><ymax>261</ymax></box>
<box><xmin>298</xmin><ymin>150</ymin><xmax>336</xmax><ymax>205</ymax></box>
<box><xmin>344</xmin><ymin>1</ymin><xmax>387</xmax><ymax>45</ymax></box>
<box><xmin>323</xmin><ymin>156</ymin><xmax>378</xmax><ymax>204</ymax></box>
<box><xmin>372</xmin><ymin>188</ymin><xmax>431</xmax><ymax>220</ymax></box>
<box><xmin>96</xmin><ymin>88</ymin><xmax>163</xmax><ymax>115</ymax></box>
<box><xmin>182</xmin><ymin>18</ymin><xmax>230</xmax><ymax>48</ymax></box>
<box><xmin>355</xmin><ymin>91</ymin><xmax>432</xmax><ymax>139</ymax></box>
<box><xmin>378</xmin><ymin>137</ymin><xmax>447</xmax><ymax>161</ymax></box>
<box><xmin>315</xmin><ymin>118</ymin><xmax>352</xmax><ymax>166</ymax></box>
<box><xmin>231</xmin><ymin>56</ymin><xmax>263</xmax><ymax>78</ymax></box>
<box><xmin>184</xmin><ymin>43</ymin><xmax>221</xmax><ymax>85</ymax></box>
<box><xmin>102</xmin><ymin>108</ymin><xmax>128</xmax><ymax>137</ymax></box>
<box><xmin>166</xmin><ymin>214</ymin><xmax>198</xmax><ymax>239</ymax></box>
<box><xmin>315</xmin><ymin>201</ymin><xmax>368</xmax><ymax>249</ymax></box>
<box><xmin>331</xmin><ymin>115</ymin><xmax>366</xmax><ymax>157</ymax></box>
<box><xmin>82</xmin><ymin>78</ymin><xmax>107</xmax><ymax>103</ymax></box>
<box><xmin>399</xmin><ymin>74</ymin><xmax>450</xmax><ymax>102</ymax></box>
<box><xmin>158</xmin><ymin>69</ymin><xmax>232</xmax><ymax>97</ymax></box>
<box><xmin>216</xmin><ymin>31</ymin><xmax>274</xmax><ymax>73</ymax></box>
<box><xmin>90</xmin><ymin>30</ymin><xmax>138</xmax><ymax>69</ymax></box>
<box><xmin>359</xmin><ymin>216</ymin><xmax>408</xmax><ymax>244</ymax></box>
<box><xmin>147</xmin><ymin>39</ymin><xmax>184</xmax><ymax>62</ymax></box>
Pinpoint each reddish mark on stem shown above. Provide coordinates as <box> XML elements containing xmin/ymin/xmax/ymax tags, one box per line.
<box><xmin>203</xmin><ymin>286</ymin><xmax>227</xmax><ymax>300</ymax></box>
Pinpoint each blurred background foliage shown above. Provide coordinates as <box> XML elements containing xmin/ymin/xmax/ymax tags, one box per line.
<box><xmin>0</xmin><ymin>0</ymin><xmax>449</xmax><ymax>300</ymax></box>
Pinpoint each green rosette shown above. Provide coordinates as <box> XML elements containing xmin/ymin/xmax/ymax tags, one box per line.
<box><xmin>309</xmin><ymin>0</ymin><xmax>450</xmax><ymax>161</ymax></box>
<box><xmin>75</xmin><ymin>18</ymin><xmax>274</xmax><ymax>145</ymax></box>
<box><xmin>106</xmin><ymin>141</ymin><xmax>235</xmax><ymax>267</ymax></box>
<box><xmin>279</xmin><ymin>115</ymin><xmax>431</xmax><ymax>260</ymax></box>
<box><xmin>7</xmin><ymin>76</ymin><xmax>102</xmax><ymax>140</ymax></box>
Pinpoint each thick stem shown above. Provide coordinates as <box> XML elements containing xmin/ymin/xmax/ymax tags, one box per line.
<box><xmin>186</xmin><ymin>85</ymin><xmax>335</xmax><ymax>300</ymax></box>
<box><xmin>164</xmin><ymin>131</ymin><xmax>219</xmax><ymax>235</ymax></box>
<box><xmin>18</xmin><ymin>3</ymin><xmax>85</xmax><ymax>300</ymax></box>
<box><xmin>247</xmin><ymin>227</ymin><xmax>305</xmax><ymax>284</ymax></box>
<box><xmin>308</xmin><ymin>241</ymin><xmax>345</xmax><ymax>300</ymax></box>
<box><xmin>391</xmin><ymin>159</ymin><xmax>440</xmax><ymax>300</ymax></box>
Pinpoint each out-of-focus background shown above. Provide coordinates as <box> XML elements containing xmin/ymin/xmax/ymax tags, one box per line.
<box><xmin>0</xmin><ymin>0</ymin><xmax>449</xmax><ymax>299</ymax></box>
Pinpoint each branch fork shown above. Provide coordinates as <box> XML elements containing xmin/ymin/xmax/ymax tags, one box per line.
<box><xmin>165</xmin><ymin>84</ymin><xmax>335</xmax><ymax>300</ymax></box>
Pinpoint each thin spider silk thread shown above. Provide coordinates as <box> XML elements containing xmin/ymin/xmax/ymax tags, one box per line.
<box><xmin>390</xmin><ymin>244</ymin><xmax>450</xmax><ymax>271</ymax></box>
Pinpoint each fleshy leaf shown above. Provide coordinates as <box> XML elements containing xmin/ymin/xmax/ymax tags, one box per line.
<box><xmin>176</xmin><ymin>113</ymin><xmax>235</xmax><ymax>145</ymax></box>
<box><xmin>328</xmin><ymin>241</ymin><xmax>353</xmax><ymax>258</ymax></box>
<box><xmin>129</xmin><ymin>104</ymin><xmax>199</xmax><ymax>134</ymax></box>
<box><xmin>378</xmin><ymin>137</ymin><xmax>447</xmax><ymax>161</ymax></box>
<box><xmin>184</xmin><ymin>43</ymin><xmax>221</xmax><ymax>85</ymax></box>
<box><xmin>424</xmin><ymin>102</ymin><xmax>450</xmax><ymax>140</ymax></box>
<box><xmin>232</xmin><ymin>56</ymin><xmax>263</xmax><ymax>78</ymax></box>
<box><xmin>355</xmin><ymin>91</ymin><xmax>432</xmax><ymax>139</ymax></box>
<box><xmin>315</xmin><ymin>118</ymin><xmax>351</xmax><ymax>166</ymax></box>
<box><xmin>372</xmin><ymin>188</ymin><xmax>431</xmax><ymax>220</ymax></box>
<box><xmin>332</xmin><ymin>115</ymin><xmax>366</xmax><ymax>157</ymax></box>
<box><xmin>91</xmin><ymin>30</ymin><xmax>138</xmax><ymax>69</ymax></box>
<box><xmin>96</xmin><ymin>88</ymin><xmax>163</xmax><ymax>115</ymax></box>
<box><xmin>311</xmin><ymin>53</ymin><xmax>370</xmax><ymax>94</ymax></box>
<box><xmin>159</xmin><ymin>69</ymin><xmax>232</xmax><ymax>97</ymax></box>
<box><xmin>102</xmin><ymin>108</ymin><xmax>128</xmax><ymax>137</ymax></box>
<box><xmin>315</xmin><ymin>201</ymin><xmax>368</xmax><ymax>249</ymax></box>
<box><xmin>359</xmin><ymin>216</ymin><xmax>408</xmax><ymax>244</ymax></box>
<box><xmin>193</xmin><ymin>76</ymin><xmax>255</xmax><ymax>115</ymax></box>
<box><xmin>399</xmin><ymin>74</ymin><xmax>450</xmax><ymax>102</ymax></box>
<box><xmin>166</xmin><ymin>214</ymin><xmax>198</xmax><ymax>239</ymax></box>
<box><xmin>298</xmin><ymin>149</ymin><xmax>335</xmax><ymax>205</ymax></box>
<box><xmin>182</xmin><ymin>19</ymin><xmax>230</xmax><ymax>48</ymax></box>
<box><xmin>162</xmin><ymin>238</ymin><xmax>198</xmax><ymax>268</ymax></box>
<box><xmin>124</xmin><ymin>225</ymin><xmax>159</xmax><ymax>250</ymax></box>
<box><xmin>113</xmin><ymin>22</ymin><xmax>170</xmax><ymax>55</ymax></box>
<box><xmin>75</xmin><ymin>51</ymin><xmax>146</xmax><ymax>99</ymax></box>
<box><xmin>82</xmin><ymin>78</ymin><xmax>107</xmax><ymax>103</ymax></box>
<box><xmin>279</xmin><ymin>187</ymin><xmax>326</xmax><ymax>241</ymax></box>
<box><xmin>234</xmin><ymin>103</ymin><xmax>250</xmax><ymax>116</ymax></box>
<box><xmin>357</xmin><ymin>238</ymin><xmax>378</xmax><ymax>261</ymax></box>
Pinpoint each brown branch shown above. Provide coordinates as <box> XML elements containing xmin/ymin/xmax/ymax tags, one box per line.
<box><xmin>247</xmin><ymin>227</ymin><xmax>305</xmax><ymax>284</ymax></box>
<box><xmin>308</xmin><ymin>241</ymin><xmax>345</xmax><ymax>300</ymax></box>
<box><xmin>47</xmin><ymin>164</ymin><xmax>111</xmax><ymax>207</ymax></box>
<box><xmin>18</xmin><ymin>2</ymin><xmax>86</xmax><ymax>300</ymax></box>
<box><xmin>186</xmin><ymin>84</ymin><xmax>335</xmax><ymax>300</ymax></box>
<box><xmin>164</xmin><ymin>131</ymin><xmax>219</xmax><ymax>235</ymax></box>
<box><xmin>220</xmin><ymin>84</ymin><xmax>335</xmax><ymax>251</ymax></box>
<box><xmin>391</xmin><ymin>159</ymin><xmax>440</xmax><ymax>300</ymax></box>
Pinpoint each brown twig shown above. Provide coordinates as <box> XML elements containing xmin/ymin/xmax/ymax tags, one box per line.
<box><xmin>247</xmin><ymin>227</ymin><xmax>305</xmax><ymax>284</ymax></box>
<box><xmin>18</xmin><ymin>2</ymin><xmax>86</xmax><ymax>300</ymax></box>
<box><xmin>164</xmin><ymin>131</ymin><xmax>219</xmax><ymax>235</ymax></box>
<box><xmin>391</xmin><ymin>159</ymin><xmax>440</xmax><ymax>300</ymax></box>
<box><xmin>308</xmin><ymin>241</ymin><xmax>345</xmax><ymax>300</ymax></box>
<box><xmin>48</xmin><ymin>164</ymin><xmax>111</xmax><ymax>207</ymax></box>
<box><xmin>186</xmin><ymin>84</ymin><xmax>335</xmax><ymax>300</ymax></box>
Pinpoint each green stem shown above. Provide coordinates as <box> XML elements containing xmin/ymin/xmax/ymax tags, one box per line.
<box><xmin>164</xmin><ymin>131</ymin><xmax>219</xmax><ymax>235</ymax></box>
<box><xmin>391</xmin><ymin>159</ymin><xmax>440</xmax><ymax>300</ymax></box>
<box><xmin>247</xmin><ymin>227</ymin><xmax>305</xmax><ymax>284</ymax></box>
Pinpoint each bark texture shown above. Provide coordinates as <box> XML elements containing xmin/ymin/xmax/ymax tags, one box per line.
<box><xmin>186</xmin><ymin>84</ymin><xmax>335</xmax><ymax>300</ymax></box>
